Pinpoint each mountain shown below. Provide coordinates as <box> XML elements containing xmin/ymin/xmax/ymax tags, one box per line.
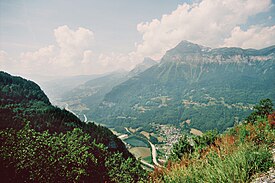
<box><xmin>61</xmin><ymin>58</ymin><xmax>157</xmax><ymax>120</ymax></box>
<box><xmin>0</xmin><ymin>71</ymin><xmax>145</xmax><ymax>182</ymax></box>
<box><xmin>39</xmin><ymin>74</ymin><xmax>104</xmax><ymax>103</ymax></box>
<box><xmin>128</xmin><ymin>57</ymin><xmax>157</xmax><ymax>77</ymax></box>
<box><xmin>0</xmin><ymin>71</ymin><xmax>131</xmax><ymax>153</ymax></box>
<box><xmin>60</xmin><ymin>71</ymin><xmax>128</xmax><ymax>116</ymax></box>
<box><xmin>93</xmin><ymin>41</ymin><xmax>275</xmax><ymax>132</ymax></box>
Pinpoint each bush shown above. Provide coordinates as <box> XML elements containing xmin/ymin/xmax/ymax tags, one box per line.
<box><xmin>161</xmin><ymin>144</ymin><xmax>273</xmax><ymax>183</ymax></box>
<box><xmin>0</xmin><ymin>124</ymin><xmax>97</xmax><ymax>182</ymax></box>
<box><xmin>246</xmin><ymin>98</ymin><xmax>273</xmax><ymax>123</ymax></box>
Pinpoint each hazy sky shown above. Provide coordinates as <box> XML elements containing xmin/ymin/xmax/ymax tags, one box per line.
<box><xmin>1</xmin><ymin>0</ymin><xmax>275</xmax><ymax>79</ymax></box>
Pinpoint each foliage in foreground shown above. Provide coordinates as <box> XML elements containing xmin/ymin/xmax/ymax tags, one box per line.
<box><xmin>151</xmin><ymin>99</ymin><xmax>275</xmax><ymax>183</ymax></box>
<box><xmin>0</xmin><ymin>123</ymin><xmax>147</xmax><ymax>183</ymax></box>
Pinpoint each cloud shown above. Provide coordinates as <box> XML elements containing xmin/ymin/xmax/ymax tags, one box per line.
<box><xmin>1</xmin><ymin>25</ymin><xmax>141</xmax><ymax>77</ymax></box>
<box><xmin>2</xmin><ymin>25</ymin><xmax>97</xmax><ymax>76</ymax></box>
<box><xmin>223</xmin><ymin>25</ymin><xmax>275</xmax><ymax>49</ymax></box>
<box><xmin>1</xmin><ymin>0</ymin><xmax>275</xmax><ymax>78</ymax></box>
<box><xmin>95</xmin><ymin>51</ymin><xmax>143</xmax><ymax>73</ymax></box>
<box><xmin>53</xmin><ymin>25</ymin><xmax>94</xmax><ymax>67</ymax></box>
<box><xmin>135</xmin><ymin>0</ymin><xmax>272</xmax><ymax>60</ymax></box>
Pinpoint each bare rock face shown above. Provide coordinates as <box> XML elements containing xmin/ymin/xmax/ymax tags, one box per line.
<box><xmin>162</xmin><ymin>40</ymin><xmax>275</xmax><ymax>65</ymax></box>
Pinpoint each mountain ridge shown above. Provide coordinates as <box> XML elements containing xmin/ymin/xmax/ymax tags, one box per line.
<box><xmin>92</xmin><ymin>42</ymin><xmax>275</xmax><ymax>132</ymax></box>
<box><xmin>162</xmin><ymin>40</ymin><xmax>275</xmax><ymax>65</ymax></box>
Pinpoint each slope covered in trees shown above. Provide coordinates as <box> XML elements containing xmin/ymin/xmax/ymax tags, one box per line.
<box><xmin>0</xmin><ymin>71</ymin><xmax>146</xmax><ymax>182</ymax></box>
<box><xmin>93</xmin><ymin>42</ymin><xmax>275</xmax><ymax>132</ymax></box>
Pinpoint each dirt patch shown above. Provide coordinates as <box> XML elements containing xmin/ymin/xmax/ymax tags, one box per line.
<box><xmin>190</xmin><ymin>128</ymin><xmax>203</xmax><ymax>136</ymax></box>
<box><xmin>140</xmin><ymin>131</ymin><xmax>150</xmax><ymax>139</ymax></box>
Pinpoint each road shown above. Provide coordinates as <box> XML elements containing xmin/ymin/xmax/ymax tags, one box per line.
<box><xmin>140</xmin><ymin>159</ymin><xmax>155</xmax><ymax>169</ymax></box>
<box><xmin>124</xmin><ymin>127</ymin><xmax>131</xmax><ymax>133</ymax></box>
<box><xmin>125</xmin><ymin>127</ymin><xmax>162</xmax><ymax>167</ymax></box>
<box><xmin>148</xmin><ymin>141</ymin><xmax>162</xmax><ymax>167</ymax></box>
<box><xmin>118</xmin><ymin>134</ymin><xmax>128</xmax><ymax>139</ymax></box>
<box><xmin>64</xmin><ymin>103</ymin><xmax>78</xmax><ymax>117</ymax></box>
<box><xmin>83</xmin><ymin>114</ymin><xmax>87</xmax><ymax>122</ymax></box>
<box><xmin>65</xmin><ymin>103</ymin><xmax>88</xmax><ymax>123</ymax></box>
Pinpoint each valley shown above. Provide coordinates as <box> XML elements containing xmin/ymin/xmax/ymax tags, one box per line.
<box><xmin>69</xmin><ymin>107</ymin><xmax>187</xmax><ymax>167</ymax></box>
<box><xmin>52</xmin><ymin>41</ymin><xmax>275</xmax><ymax>169</ymax></box>
<box><xmin>2</xmin><ymin>0</ymin><xmax>275</xmax><ymax>182</ymax></box>
<box><xmin>1</xmin><ymin>41</ymin><xmax>275</xmax><ymax>182</ymax></box>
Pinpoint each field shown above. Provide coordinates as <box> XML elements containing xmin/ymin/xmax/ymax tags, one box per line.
<box><xmin>142</xmin><ymin>156</ymin><xmax>153</xmax><ymax>164</ymax></box>
<box><xmin>129</xmin><ymin>147</ymin><xmax>151</xmax><ymax>158</ymax></box>
<box><xmin>140</xmin><ymin>131</ymin><xmax>150</xmax><ymax>139</ymax></box>
<box><xmin>124</xmin><ymin>136</ymin><xmax>149</xmax><ymax>147</ymax></box>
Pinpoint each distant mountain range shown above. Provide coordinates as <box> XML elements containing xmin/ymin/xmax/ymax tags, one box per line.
<box><xmin>61</xmin><ymin>58</ymin><xmax>157</xmax><ymax>116</ymax></box>
<box><xmin>89</xmin><ymin>41</ymin><xmax>274</xmax><ymax>132</ymax></box>
<box><xmin>39</xmin><ymin>74</ymin><xmax>105</xmax><ymax>103</ymax></box>
<box><xmin>59</xmin><ymin>41</ymin><xmax>275</xmax><ymax>133</ymax></box>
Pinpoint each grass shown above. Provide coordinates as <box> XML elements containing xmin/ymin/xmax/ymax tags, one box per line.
<box><xmin>124</xmin><ymin>136</ymin><xmax>149</xmax><ymax>147</ymax></box>
<box><xmin>150</xmin><ymin>117</ymin><xmax>275</xmax><ymax>183</ymax></box>
<box><xmin>129</xmin><ymin>147</ymin><xmax>151</xmax><ymax>158</ymax></box>
<box><xmin>161</xmin><ymin>144</ymin><xmax>272</xmax><ymax>183</ymax></box>
<box><xmin>142</xmin><ymin>156</ymin><xmax>153</xmax><ymax>164</ymax></box>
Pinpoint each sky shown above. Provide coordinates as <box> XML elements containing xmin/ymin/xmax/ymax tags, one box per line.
<box><xmin>1</xmin><ymin>0</ymin><xmax>275</xmax><ymax>79</ymax></box>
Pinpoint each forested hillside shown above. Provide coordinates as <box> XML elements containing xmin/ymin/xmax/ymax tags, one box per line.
<box><xmin>93</xmin><ymin>42</ymin><xmax>275</xmax><ymax>133</ymax></box>
<box><xmin>0</xmin><ymin>71</ymin><xmax>146</xmax><ymax>182</ymax></box>
<box><xmin>61</xmin><ymin>58</ymin><xmax>156</xmax><ymax>116</ymax></box>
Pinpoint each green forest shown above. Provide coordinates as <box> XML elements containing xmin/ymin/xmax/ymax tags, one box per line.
<box><xmin>0</xmin><ymin>71</ymin><xmax>146</xmax><ymax>182</ymax></box>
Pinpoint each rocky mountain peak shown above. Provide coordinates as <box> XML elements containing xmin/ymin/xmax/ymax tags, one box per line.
<box><xmin>161</xmin><ymin>40</ymin><xmax>275</xmax><ymax>64</ymax></box>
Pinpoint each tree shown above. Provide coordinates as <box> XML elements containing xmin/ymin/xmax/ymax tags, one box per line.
<box><xmin>246</xmin><ymin>99</ymin><xmax>274</xmax><ymax>123</ymax></box>
<box><xmin>169</xmin><ymin>135</ymin><xmax>194</xmax><ymax>161</ymax></box>
<box><xmin>0</xmin><ymin>124</ymin><xmax>97</xmax><ymax>182</ymax></box>
<box><xmin>105</xmin><ymin>153</ymin><xmax>147</xmax><ymax>182</ymax></box>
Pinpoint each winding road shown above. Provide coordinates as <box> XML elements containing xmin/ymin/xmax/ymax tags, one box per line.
<box><xmin>83</xmin><ymin>114</ymin><xmax>87</xmax><ymax>122</ymax></box>
<box><xmin>140</xmin><ymin>159</ymin><xmax>155</xmax><ymax>169</ymax></box>
<box><xmin>124</xmin><ymin>127</ymin><xmax>162</xmax><ymax>167</ymax></box>
<box><xmin>64</xmin><ymin>103</ymin><xmax>78</xmax><ymax>117</ymax></box>
<box><xmin>148</xmin><ymin>141</ymin><xmax>162</xmax><ymax>167</ymax></box>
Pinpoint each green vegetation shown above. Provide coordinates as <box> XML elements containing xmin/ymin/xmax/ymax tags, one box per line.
<box><xmin>105</xmin><ymin>153</ymin><xmax>147</xmax><ymax>182</ymax></box>
<box><xmin>150</xmin><ymin>99</ymin><xmax>275</xmax><ymax>182</ymax></box>
<box><xmin>124</xmin><ymin>136</ymin><xmax>149</xmax><ymax>147</ymax></box>
<box><xmin>142</xmin><ymin>156</ymin><xmax>153</xmax><ymax>164</ymax></box>
<box><xmin>92</xmin><ymin>42</ymin><xmax>275</xmax><ymax>133</ymax></box>
<box><xmin>246</xmin><ymin>98</ymin><xmax>273</xmax><ymax>123</ymax></box>
<box><xmin>1</xmin><ymin>65</ymin><xmax>275</xmax><ymax>182</ymax></box>
<box><xmin>0</xmin><ymin>124</ymin><xmax>98</xmax><ymax>182</ymax></box>
<box><xmin>0</xmin><ymin>123</ymin><xmax>147</xmax><ymax>182</ymax></box>
<box><xmin>156</xmin><ymin>144</ymin><xmax>272</xmax><ymax>183</ymax></box>
<box><xmin>0</xmin><ymin>71</ymin><xmax>146</xmax><ymax>182</ymax></box>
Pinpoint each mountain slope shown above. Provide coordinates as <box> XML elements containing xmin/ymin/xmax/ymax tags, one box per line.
<box><xmin>0</xmin><ymin>71</ymin><xmax>147</xmax><ymax>182</ymax></box>
<box><xmin>61</xmin><ymin>58</ymin><xmax>157</xmax><ymax>120</ymax></box>
<box><xmin>94</xmin><ymin>41</ymin><xmax>275</xmax><ymax>132</ymax></box>
<box><xmin>0</xmin><ymin>71</ymin><xmax>128</xmax><ymax>152</ymax></box>
<box><xmin>39</xmin><ymin>74</ymin><xmax>103</xmax><ymax>103</ymax></box>
<box><xmin>61</xmin><ymin>71</ymin><xmax>128</xmax><ymax>116</ymax></box>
